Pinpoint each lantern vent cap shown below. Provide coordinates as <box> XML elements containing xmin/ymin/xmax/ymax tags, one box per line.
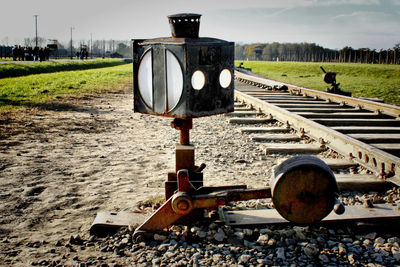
<box><xmin>167</xmin><ymin>13</ymin><xmax>201</xmax><ymax>38</ymax></box>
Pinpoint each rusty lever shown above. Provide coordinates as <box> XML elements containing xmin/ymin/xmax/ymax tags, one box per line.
<box><xmin>133</xmin><ymin>169</ymin><xmax>271</xmax><ymax>239</ymax></box>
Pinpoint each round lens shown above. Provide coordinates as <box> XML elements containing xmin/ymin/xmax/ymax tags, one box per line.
<box><xmin>166</xmin><ymin>50</ymin><xmax>183</xmax><ymax>111</ymax></box>
<box><xmin>191</xmin><ymin>70</ymin><xmax>205</xmax><ymax>90</ymax></box>
<box><xmin>138</xmin><ymin>50</ymin><xmax>153</xmax><ymax>108</ymax></box>
<box><xmin>219</xmin><ymin>69</ymin><xmax>232</xmax><ymax>88</ymax></box>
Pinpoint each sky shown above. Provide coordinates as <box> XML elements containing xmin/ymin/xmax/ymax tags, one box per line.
<box><xmin>1</xmin><ymin>0</ymin><xmax>399</xmax><ymax>50</ymax></box>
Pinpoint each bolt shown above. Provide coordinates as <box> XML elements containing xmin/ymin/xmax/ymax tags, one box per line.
<box><xmin>177</xmin><ymin>200</ymin><xmax>189</xmax><ymax>211</ymax></box>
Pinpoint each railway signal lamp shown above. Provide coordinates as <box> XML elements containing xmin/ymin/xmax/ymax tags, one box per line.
<box><xmin>133</xmin><ymin>13</ymin><xmax>234</xmax><ymax>118</ymax></box>
<box><xmin>89</xmin><ymin>14</ymin><xmax>347</xmax><ymax>238</ymax></box>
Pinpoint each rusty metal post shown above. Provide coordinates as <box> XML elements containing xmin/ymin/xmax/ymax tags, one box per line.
<box><xmin>166</xmin><ymin>118</ymin><xmax>203</xmax><ymax>200</ymax></box>
<box><xmin>171</xmin><ymin>118</ymin><xmax>192</xmax><ymax>145</ymax></box>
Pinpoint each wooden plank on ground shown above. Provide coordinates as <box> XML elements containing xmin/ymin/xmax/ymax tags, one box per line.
<box><xmin>247</xmin><ymin>93</ymin><xmax>292</xmax><ymax>97</ymax></box>
<box><xmin>264</xmin><ymin>143</ymin><xmax>324</xmax><ymax>154</ymax></box>
<box><xmin>265</xmin><ymin>100</ymin><xmax>327</xmax><ymax>104</ymax></box>
<box><xmin>313</xmin><ymin>118</ymin><xmax>400</xmax><ymax>127</ymax></box>
<box><xmin>234</xmin><ymin>103</ymin><xmax>245</xmax><ymax>108</ymax></box>
<box><xmin>234</xmin><ymin>107</ymin><xmax>254</xmax><ymax>112</ymax></box>
<box><xmin>251</xmin><ymin>134</ymin><xmax>300</xmax><ymax>142</ymax></box>
<box><xmin>239</xmin><ymin>127</ymin><xmax>290</xmax><ymax>134</ymax></box>
<box><xmin>225</xmin><ymin>111</ymin><xmax>258</xmax><ymax>117</ymax></box>
<box><xmin>332</xmin><ymin>126</ymin><xmax>400</xmax><ymax>134</ymax></box>
<box><xmin>321</xmin><ymin>159</ymin><xmax>358</xmax><ymax>170</ymax></box>
<box><xmin>276</xmin><ymin>104</ymin><xmax>341</xmax><ymax>108</ymax></box>
<box><xmin>286</xmin><ymin>108</ymin><xmax>361</xmax><ymax>113</ymax></box>
<box><xmin>297</xmin><ymin>112</ymin><xmax>382</xmax><ymax>119</ymax></box>
<box><xmin>228</xmin><ymin>118</ymin><xmax>273</xmax><ymax>124</ymax></box>
<box><xmin>221</xmin><ymin>204</ymin><xmax>400</xmax><ymax>226</ymax></box>
<box><xmin>348</xmin><ymin>133</ymin><xmax>400</xmax><ymax>143</ymax></box>
<box><xmin>258</xmin><ymin>96</ymin><xmax>310</xmax><ymax>100</ymax></box>
<box><xmin>371</xmin><ymin>143</ymin><xmax>400</xmax><ymax>157</ymax></box>
<box><xmin>335</xmin><ymin>174</ymin><xmax>393</xmax><ymax>192</ymax></box>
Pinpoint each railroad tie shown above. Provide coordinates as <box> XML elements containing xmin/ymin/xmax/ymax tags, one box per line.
<box><xmin>225</xmin><ymin>111</ymin><xmax>259</xmax><ymax>117</ymax></box>
<box><xmin>263</xmin><ymin>143</ymin><xmax>324</xmax><ymax>154</ymax></box>
<box><xmin>371</xmin><ymin>143</ymin><xmax>400</xmax><ymax>157</ymax></box>
<box><xmin>251</xmin><ymin>133</ymin><xmax>300</xmax><ymax>142</ymax></box>
<box><xmin>233</xmin><ymin>107</ymin><xmax>254</xmax><ymax>112</ymax></box>
<box><xmin>321</xmin><ymin>158</ymin><xmax>359</xmax><ymax>170</ymax></box>
<box><xmin>335</xmin><ymin>174</ymin><xmax>393</xmax><ymax>192</ymax></box>
<box><xmin>239</xmin><ymin>127</ymin><xmax>290</xmax><ymax>134</ymax></box>
<box><xmin>228</xmin><ymin>117</ymin><xmax>273</xmax><ymax>124</ymax></box>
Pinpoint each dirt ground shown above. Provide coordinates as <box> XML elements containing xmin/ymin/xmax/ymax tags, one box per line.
<box><xmin>0</xmin><ymin>85</ymin><xmax>278</xmax><ymax>266</ymax></box>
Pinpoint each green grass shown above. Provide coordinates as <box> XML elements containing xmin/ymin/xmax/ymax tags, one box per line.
<box><xmin>236</xmin><ymin>61</ymin><xmax>400</xmax><ymax>106</ymax></box>
<box><xmin>0</xmin><ymin>63</ymin><xmax>133</xmax><ymax>110</ymax></box>
<box><xmin>0</xmin><ymin>59</ymin><xmax>130</xmax><ymax>78</ymax></box>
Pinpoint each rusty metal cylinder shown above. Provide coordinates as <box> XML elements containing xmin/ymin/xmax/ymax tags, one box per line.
<box><xmin>271</xmin><ymin>155</ymin><xmax>339</xmax><ymax>224</ymax></box>
<box><xmin>323</xmin><ymin>72</ymin><xmax>336</xmax><ymax>84</ymax></box>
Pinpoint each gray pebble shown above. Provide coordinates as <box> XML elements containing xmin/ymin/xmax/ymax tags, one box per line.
<box><xmin>303</xmin><ymin>243</ymin><xmax>319</xmax><ymax>258</ymax></box>
<box><xmin>238</xmin><ymin>254</ymin><xmax>251</xmax><ymax>264</ymax></box>
<box><xmin>318</xmin><ymin>254</ymin><xmax>330</xmax><ymax>263</ymax></box>
<box><xmin>276</xmin><ymin>247</ymin><xmax>286</xmax><ymax>260</ymax></box>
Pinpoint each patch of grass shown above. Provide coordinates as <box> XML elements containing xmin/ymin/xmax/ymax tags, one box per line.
<box><xmin>236</xmin><ymin>61</ymin><xmax>400</xmax><ymax>106</ymax></box>
<box><xmin>0</xmin><ymin>59</ymin><xmax>130</xmax><ymax>78</ymax></box>
<box><xmin>0</xmin><ymin>63</ymin><xmax>133</xmax><ymax>110</ymax></box>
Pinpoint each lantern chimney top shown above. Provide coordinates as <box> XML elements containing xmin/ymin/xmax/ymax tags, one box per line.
<box><xmin>167</xmin><ymin>13</ymin><xmax>201</xmax><ymax>38</ymax></box>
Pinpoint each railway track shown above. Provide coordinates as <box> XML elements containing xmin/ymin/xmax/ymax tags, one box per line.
<box><xmin>232</xmin><ymin>69</ymin><xmax>400</xmax><ymax>187</ymax></box>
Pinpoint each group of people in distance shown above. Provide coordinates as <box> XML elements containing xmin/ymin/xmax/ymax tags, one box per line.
<box><xmin>12</xmin><ymin>45</ymin><xmax>50</xmax><ymax>62</ymax></box>
<box><xmin>76</xmin><ymin>50</ymin><xmax>89</xmax><ymax>60</ymax></box>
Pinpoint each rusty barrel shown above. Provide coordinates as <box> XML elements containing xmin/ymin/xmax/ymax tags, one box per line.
<box><xmin>271</xmin><ymin>155</ymin><xmax>338</xmax><ymax>224</ymax></box>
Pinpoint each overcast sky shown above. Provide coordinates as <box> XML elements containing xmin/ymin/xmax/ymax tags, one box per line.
<box><xmin>1</xmin><ymin>0</ymin><xmax>399</xmax><ymax>50</ymax></box>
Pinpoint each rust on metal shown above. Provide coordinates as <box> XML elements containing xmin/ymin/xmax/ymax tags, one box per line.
<box><xmin>171</xmin><ymin>118</ymin><xmax>193</xmax><ymax>145</ymax></box>
<box><xmin>134</xmin><ymin>164</ymin><xmax>275</xmax><ymax>238</ymax></box>
<box><xmin>272</xmin><ymin>156</ymin><xmax>340</xmax><ymax>224</ymax></box>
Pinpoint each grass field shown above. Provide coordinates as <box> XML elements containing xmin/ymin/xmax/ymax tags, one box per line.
<box><xmin>0</xmin><ymin>59</ymin><xmax>129</xmax><ymax>78</ymax></box>
<box><xmin>236</xmin><ymin>61</ymin><xmax>400</xmax><ymax>106</ymax></box>
<box><xmin>0</xmin><ymin>63</ymin><xmax>133</xmax><ymax>110</ymax></box>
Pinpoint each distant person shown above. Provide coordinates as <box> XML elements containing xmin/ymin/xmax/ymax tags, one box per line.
<box><xmin>44</xmin><ymin>47</ymin><xmax>50</xmax><ymax>61</ymax></box>
<box><xmin>12</xmin><ymin>45</ymin><xmax>17</xmax><ymax>61</ymax></box>
<box><xmin>17</xmin><ymin>46</ymin><xmax>23</xmax><ymax>61</ymax></box>
<box><xmin>39</xmin><ymin>48</ymin><xmax>44</xmax><ymax>62</ymax></box>
<box><xmin>76</xmin><ymin>51</ymin><xmax>80</xmax><ymax>59</ymax></box>
<box><xmin>33</xmin><ymin>46</ymin><xmax>39</xmax><ymax>61</ymax></box>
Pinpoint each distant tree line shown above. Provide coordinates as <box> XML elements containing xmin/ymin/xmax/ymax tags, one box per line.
<box><xmin>235</xmin><ymin>42</ymin><xmax>400</xmax><ymax>64</ymax></box>
<box><xmin>339</xmin><ymin>45</ymin><xmax>399</xmax><ymax>64</ymax></box>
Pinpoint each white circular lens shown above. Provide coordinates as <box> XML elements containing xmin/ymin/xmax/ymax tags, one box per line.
<box><xmin>138</xmin><ymin>50</ymin><xmax>153</xmax><ymax>108</ymax></box>
<box><xmin>219</xmin><ymin>69</ymin><xmax>232</xmax><ymax>88</ymax></box>
<box><xmin>191</xmin><ymin>70</ymin><xmax>205</xmax><ymax>90</ymax></box>
<box><xmin>166</xmin><ymin>50</ymin><xmax>183</xmax><ymax>111</ymax></box>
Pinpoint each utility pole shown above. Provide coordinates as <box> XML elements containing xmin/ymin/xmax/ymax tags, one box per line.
<box><xmin>103</xmin><ymin>40</ymin><xmax>105</xmax><ymax>58</ymax></box>
<box><xmin>33</xmin><ymin>15</ymin><xmax>39</xmax><ymax>47</ymax></box>
<box><xmin>90</xmin><ymin>33</ymin><xmax>93</xmax><ymax>58</ymax></box>
<box><xmin>70</xmin><ymin>27</ymin><xmax>74</xmax><ymax>59</ymax></box>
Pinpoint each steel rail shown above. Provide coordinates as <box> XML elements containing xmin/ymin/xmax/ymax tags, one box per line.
<box><xmin>234</xmin><ymin>71</ymin><xmax>400</xmax><ymax>186</ymax></box>
<box><xmin>235</xmin><ymin>71</ymin><xmax>400</xmax><ymax>118</ymax></box>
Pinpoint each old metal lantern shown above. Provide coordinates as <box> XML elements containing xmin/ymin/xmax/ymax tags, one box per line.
<box><xmin>133</xmin><ymin>13</ymin><xmax>234</xmax><ymax>118</ymax></box>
